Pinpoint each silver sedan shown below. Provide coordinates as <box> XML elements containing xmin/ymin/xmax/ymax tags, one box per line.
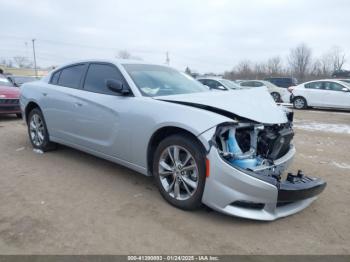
<box><xmin>20</xmin><ymin>60</ymin><xmax>326</xmax><ymax>221</ymax></box>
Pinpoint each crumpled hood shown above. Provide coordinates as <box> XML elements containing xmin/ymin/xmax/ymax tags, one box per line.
<box><xmin>155</xmin><ymin>87</ymin><xmax>288</xmax><ymax>124</ymax></box>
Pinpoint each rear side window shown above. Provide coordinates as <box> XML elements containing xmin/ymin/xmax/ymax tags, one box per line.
<box><xmin>83</xmin><ymin>63</ymin><xmax>128</xmax><ymax>95</ymax></box>
<box><xmin>324</xmin><ymin>82</ymin><xmax>345</xmax><ymax>91</ymax></box>
<box><xmin>58</xmin><ymin>64</ymin><xmax>86</xmax><ymax>89</ymax></box>
<box><xmin>252</xmin><ymin>81</ymin><xmax>264</xmax><ymax>87</ymax></box>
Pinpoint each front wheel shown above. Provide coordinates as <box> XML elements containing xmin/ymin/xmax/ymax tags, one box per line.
<box><xmin>293</xmin><ymin>97</ymin><xmax>307</xmax><ymax>109</ymax></box>
<box><xmin>153</xmin><ymin>134</ymin><xmax>206</xmax><ymax>210</ymax></box>
<box><xmin>27</xmin><ymin>108</ymin><xmax>57</xmax><ymax>151</ymax></box>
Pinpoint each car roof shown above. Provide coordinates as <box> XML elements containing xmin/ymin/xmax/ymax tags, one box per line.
<box><xmin>197</xmin><ymin>77</ymin><xmax>224</xmax><ymax>80</ymax></box>
<box><xmin>303</xmin><ymin>79</ymin><xmax>348</xmax><ymax>84</ymax></box>
<box><xmin>52</xmin><ymin>59</ymin><xmax>166</xmax><ymax>71</ymax></box>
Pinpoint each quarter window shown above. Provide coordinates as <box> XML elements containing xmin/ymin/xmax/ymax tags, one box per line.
<box><xmin>83</xmin><ymin>63</ymin><xmax>128</xmax><ymax>95</ymax></box>
<box><xmin>58</xmin><ymin>64</ymin><xmax>86</xmax><ymax>89</ymax></box>
<box><xmin>50</xmin><ymin>70</ymin><xmax>61</xmax><ymax>85</ymax></box>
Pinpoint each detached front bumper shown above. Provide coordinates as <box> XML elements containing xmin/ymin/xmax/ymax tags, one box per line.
<box><xmin>202</xmin><ymin>146</ymin><xmax>326</xmax><ymax>221</ymax></box>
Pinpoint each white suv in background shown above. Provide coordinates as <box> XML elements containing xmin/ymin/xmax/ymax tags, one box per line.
<box><xmin>291</xmin><ymin>80</ymin><xmax>350</xmax><ymax>110</ymax></box>
<box><xmin>239</xmin><ymin>80</ymin><xmax>291</xmax><ymax>103</ymax></box>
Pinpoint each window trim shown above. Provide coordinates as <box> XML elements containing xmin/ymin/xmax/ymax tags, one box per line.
<box><xmin>49</xmin><ymin>63</ymin><xmax>88</xmax><ymax>89</ymax></box>
<box><xmin>81</xmin><ymin>62</ymin><xmax>134</xmax><ymax>97</ymax></box>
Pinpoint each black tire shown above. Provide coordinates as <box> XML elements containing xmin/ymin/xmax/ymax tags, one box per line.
<box><xmin>153</xmin><ymin>134</ymin><xmax>206</xmax><ymax>210</ymax></box>
<box><xmin>271</xmin><ymin>92</ymin><xmax>281</xmax><ymax>102</ymax></box>
<box><xmin>16</xmin><ymin>113</ymin><xmax>22</xmax><ymax>119</ymax></box>
<box><xmin>293</xmin><ymin>96</ymin><xmax>307</xmax><ymax>109</ymax></box>
<box><xmin>27</xmin><ymin>108</ymin><xmax>57</xmax><ymax>152</ymax></box>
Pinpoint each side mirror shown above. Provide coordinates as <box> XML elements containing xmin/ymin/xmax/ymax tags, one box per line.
<box><xmin>106</xmin><ymin>79</ymin><xmax>130</xmax><ymax>95</ymax></box>
<box><xmin>342</xmin><ymin>87</ymin><xmax>349</xmax><ymax>92</ymax></box>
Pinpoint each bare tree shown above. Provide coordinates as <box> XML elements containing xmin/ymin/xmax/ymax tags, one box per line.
<box><xmin>13</xmin><ymin>56</ymin><xmax>32</xmax><ymax>68</ymax></box>
<box><xmin>329</xmin><ymin>46</ymin><xmax>346</xmax><ymax>71</ymax></box>
<box><xmin>288</xmin><ymin>43</ymin><xmax>312</xmax><ymax>81</ymax></box>
<box><xmin>235</xmin><ymin>60</ymin><xmax>253</xmax><ymax>79</ymax></box>
<box><xmin>266</xmin><ymin>56</ymin><xmax>282</xmax><ymax>76</ymax></box>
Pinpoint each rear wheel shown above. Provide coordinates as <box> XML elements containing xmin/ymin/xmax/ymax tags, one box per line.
<box><xmin>293</xmin><ymin>97</ymin><xmax>307</xmax><ymax>109</ymax></box>
<box><xmin>271</xmin><ymin>92</ymin><xmax>281</xmax><ymax>102</ymax></box>
<box><xmin>153</xmin><ymin>134</ymin><xmax>206</xmax><ymax>210</ymax></box>
<box><xmin>27</xmin><ymin>108</ymin><xmax>57</xmax><ymax>151</ymax></box>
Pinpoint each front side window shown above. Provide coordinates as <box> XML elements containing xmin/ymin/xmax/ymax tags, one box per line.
<box><xmin>58</xmin><ymin>64</ymin><xmax>86</xmax><ymax>89</ymax></box>
<box><xmin>83</xmin><ymin>63</ymin><xmax>128</xmax><ymax>95</ymax></box>
<box><xmin>123</xmin><ymin>64</ymin><xmax>209</xmax><ymax>97</ymax></box>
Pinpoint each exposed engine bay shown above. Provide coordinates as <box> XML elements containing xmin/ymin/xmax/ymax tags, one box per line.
<box><xmin>214</xmin><ymin>120</ymin><xmax>294</xmax><ymax>178</ymax></box>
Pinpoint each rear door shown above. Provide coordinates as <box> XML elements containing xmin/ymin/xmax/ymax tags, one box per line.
<box><xmin>322</xmin><ymin>81</ymin><xmax>350</xmax><ymax>108</ymax></box>
<box><xmin>43</xmin><ymin>63</ymin><xmax>88</xmax><ymax>140</ymax></box>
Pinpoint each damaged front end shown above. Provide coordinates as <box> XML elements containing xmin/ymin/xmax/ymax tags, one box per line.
<box><xmin>202</xmin><ymin>116</ymin><xmax>326</xmax><ymax>220</ymax></box>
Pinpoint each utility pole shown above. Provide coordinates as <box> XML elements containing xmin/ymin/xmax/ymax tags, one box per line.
<box><xmin>165</xmin><ymin>51</ymin><xmax>170</xmax><ymax>65</ymax></box>
<box><xmin>32</xmin><ymin>39</ymin><xmax>38</xmax><ymax>78</ymax></box>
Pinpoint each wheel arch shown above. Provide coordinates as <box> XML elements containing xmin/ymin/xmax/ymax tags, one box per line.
<box><xmin>25</xmin><ymin>101</ymin><xmax>41</xmax><ymax>122</ymax></box>
<box><xmin>147</xmin><ymin>126</ymin><xmax>207</xmax><ymax>175</ymax></box>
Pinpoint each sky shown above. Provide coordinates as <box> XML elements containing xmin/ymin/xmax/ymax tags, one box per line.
<box><xmin>0</xmin><ymin>0</ymin><xmax>349</xmax><ymax>73</ymax></box>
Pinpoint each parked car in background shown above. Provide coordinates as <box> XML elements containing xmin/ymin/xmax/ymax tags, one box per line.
<box><xmin>264</xmin><ymin>77</ymin><xmax>298</xmax><ymax>88</ymax></box>
<box><xmin>239</xmin><ymin>80</ymin><xmax>291</xmax><ymax>102</ymax></box>
<box><xmin>7</xmin><ymin>75</ymin><xmax>38</xmax><ymax>87</ymax></box>
<box><xmin>0</xmin><ymin>76</ymin><xmax>21</xmax><ymax>118</ymax></box>
<box><xmin>339</xmin><ymin>79</ymin><xmax>350</xmax><ymax>85</ymax></box>
<box><xmin>290</xmin><ymin>79</ymin><xmax>350</xmax><ymax>110</ymax></box>
<box><xmin>332</xmin><ymin>69</ymin><xmax>350</xmax><ymax>78</ymax></box>
<box><xmin>20</xmin><ymin>59</ymin><xmax>326</xmax><ymax>221</ymax></box>
<box><xmin>197</xmin><ymin>77</ymin><xmax>241</xmax><ymax>90</ymax></box>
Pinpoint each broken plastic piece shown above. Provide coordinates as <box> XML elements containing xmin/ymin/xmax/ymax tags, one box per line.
<box><xmin>33</xmin><ymin>149</ymin><xmax>44</xmax><ymax>154</ymax></box>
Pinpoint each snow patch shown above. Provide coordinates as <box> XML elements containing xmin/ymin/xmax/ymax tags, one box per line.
<box><xmin>294</xmin><ymin>120</ymin><xmax>350</xmax><ymax>134</ymax></box>
<box><xmin>332</xmin><ymin>162</ymin><xmax>350</xmax><ymax>169</ymax></box>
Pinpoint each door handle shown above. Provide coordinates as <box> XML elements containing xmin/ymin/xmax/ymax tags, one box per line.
<box><xmin>74</xmin><ymin>102</ymin><xmax>83</xmax><ymax>107</ymax></box>
<box><xmin>42</xmin><ymin>92</ymin><xmax>47</xmax><ymax>96</ymax></box>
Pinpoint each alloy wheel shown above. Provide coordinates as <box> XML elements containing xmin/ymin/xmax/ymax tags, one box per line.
<box><xmin>294</xmin><ymin>98</ymin><xmax>305</xmax><ymax>109</ymax></box>
<box><xmin>29</xmin><ymin>114</ymin><xmax>45</xmax><ymax>147</ymax></box>
<box><xmin>158</xmin><ymin>145</ymin><xmax>199</xmax><ymax>201</ymax></box>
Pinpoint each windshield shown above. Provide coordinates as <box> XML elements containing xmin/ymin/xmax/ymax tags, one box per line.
<box><xmin>0</xmin><ymin>77</ymin><xmax>14</xmax><ymax>87</ymax></box>
<box><xmin>123</xmin><ymin>64</ymin><xmax>209</xmax><ymax>97</ymax></box>
<box><xmin>220</xmin><ymin>79</ymin><xmax>241</xmax><ymax>89</ymax></box>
